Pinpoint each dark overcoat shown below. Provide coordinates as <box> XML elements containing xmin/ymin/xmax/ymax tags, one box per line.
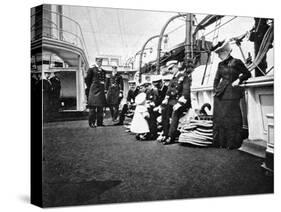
<box><xmin>37</xmin><ymin>79</ymin><xmax>53</xmax><ymax>119</ymax></box>
<box><xmin>50</xmin><ymin>76</ymin><xmax>61</xmax><ymax>98</ymax></box>
<box><xmin>85</xmin><ymin>66</ymin><xmax>107</xmax><ymax>107</ymax></box>
<box><xmin>106</xmin><ymin>73</ymin><xmax>123</xmax><ymax>106</ymax></box>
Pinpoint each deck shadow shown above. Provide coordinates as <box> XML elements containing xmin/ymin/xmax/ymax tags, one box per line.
<box><xmin>43</xmin><ymin>179</ymin><xmax>121</xmax><ymax>207</ymax></box>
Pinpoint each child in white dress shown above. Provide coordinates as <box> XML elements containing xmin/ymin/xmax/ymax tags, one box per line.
<box><xmin>130</xmin><ymin>92</ymin><xmax>150</xmax><ymax>139</ymax></box>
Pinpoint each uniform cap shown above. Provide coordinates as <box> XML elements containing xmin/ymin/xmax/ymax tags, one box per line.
<box><xmin>95</xmin><ymin>58</ymin><xmax>103</xmax><ymax>62</ymax></box>
<box><xmin>162</xmin><ymin>74</ymin><xmax>173</xmax><ymax>81</ymax></box>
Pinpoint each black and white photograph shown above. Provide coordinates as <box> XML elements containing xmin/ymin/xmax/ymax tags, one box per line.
<box><xmin>30</xmin><ymin>2</ymin><xmax>274</xmax><ymax>208</ymax></box>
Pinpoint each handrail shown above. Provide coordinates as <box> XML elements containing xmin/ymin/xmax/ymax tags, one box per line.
<box><xmin>156</xmin><ymin>13</ymin><xmax>188</xmax><ymax>74</ymax></box>
<box><xmin>139</xmin><ymin>35</ymin><xmax>161</xmax><ymax>73</ymax></box>
<box><xmin>31</xmin><ymin>8</ymin><xmax>89</xmax><ymax>60</ymax></box>
<box><xmin>31</xmin><ymin>18</ymin><xmax>58</xmax><ymax>29</ymax></box>
<box><xmin>31</xmin><ymin>26</ymin><xmax>83</xmax><ymax>46</ymax></box>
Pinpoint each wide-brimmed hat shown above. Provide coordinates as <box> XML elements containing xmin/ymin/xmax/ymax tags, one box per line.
<box><xmin>212</xmin><ymin>39</ymin><xmax>232</xmax><ymax>54</ymax></box>
<box><xmin>166</xmin><ymin>60</ymin><xmax>178</xmax><ymax>67</ymax></box>
<box><xmin>135</xmin><ymin>93</ymin><xmax>146</xmax><ymax>105</ymax></box>
<box><xmin>166</xmin><ymin>60</ymin><xmax>178</xmax><ymax>70</ymax></box>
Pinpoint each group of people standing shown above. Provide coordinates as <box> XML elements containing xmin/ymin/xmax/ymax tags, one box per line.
<box><xmin>85</xmin><ymin>57</ymin><xmax>193</xmax><ymax>145</ymax></box>
<box><xmin>31</xmin><ymin>70</ymin><xmax>61</xmax><ymax>120</ymax></box>
<box><xmin>85</xmin><ymin>39</ymin><xmax>252</xmax><ymax>149</ymax></box>
<box><xmin>85</xmin><ymin>58</ymin><xmax>124</xmax><ymax>127</ymax></box>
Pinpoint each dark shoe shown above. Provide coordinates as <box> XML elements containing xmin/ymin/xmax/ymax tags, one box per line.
<box><xmin>158</xmin><ymin>135</ymin><xmax>166</xmax><ymax>143</ymax></box>
<box><xmin>97</xmin><ymin>124</ymin><xmax>105</xmax><ymax>127</ymax></box>
<box><xmin>89</xmin><ymin>123</ymin><xmax>96</xmax><ymax>128</ymax></box>
<box><xmin>139</xmin><ymin>134</ymin><xmax>148</xmax><ymax>141</ymax></box>
<box><xmin>114</xmin><ymin>122</ymin><xmax>123</xmax><ymax>126</ymax></box>
<box><xmin>89</xmin><ymin>121</ymin><xmax>96</xmax><ymax>128</ymax></box>
<box><xmin>162</xmin><ymin>137</ymin><xmax>173</xmax><ymax>145</ymax></box>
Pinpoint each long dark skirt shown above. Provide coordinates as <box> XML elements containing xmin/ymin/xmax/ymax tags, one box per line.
<box><xmin>213</xmin><ymin>97</ymin><xmax>243</xmax><ymax>149</ymax></box>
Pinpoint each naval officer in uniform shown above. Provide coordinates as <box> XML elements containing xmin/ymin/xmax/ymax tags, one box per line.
<box><xmin>106</xmin><ymin>66</ymin><xmax>124</xmax><ymax>121</ymax></box>
<box><xmin>161</xmin><ymin>61</ymin><xmax>192</xmax><ymax>144</ymax></box>
<box><xmin>49</xmin><ymin>70</ymin><xmax>61</xmax><ymax>113</ymax></box>
<box><xmin>85</xmin><ymin>58</ymin><xmax>107</xmax><ymax>127</ymax></box>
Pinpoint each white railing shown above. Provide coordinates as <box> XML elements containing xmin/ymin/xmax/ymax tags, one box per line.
<box><xmin>31</xmin><ymin>8</ymin><xmax>89</xmax><ymax>60</ymax></box>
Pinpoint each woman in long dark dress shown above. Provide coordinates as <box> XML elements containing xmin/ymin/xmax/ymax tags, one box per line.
<box><xmin>212</xmin><ymin>40</ymin><xmax>251</xmax><ymax>149</ymax></box>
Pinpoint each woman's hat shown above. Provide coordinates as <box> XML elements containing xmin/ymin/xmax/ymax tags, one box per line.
<box><xmin>135</xmin><ymin>93</ymin><xmax>146</xmax><ymax>105</ymax></box>
<box><xmin>212</xmin><ymin>39</ymin><xmax>232</xmax><ymax>53</ymax></box>
<box><xmin>166</xmin><ymin>60</ymin><xmax>178</xmax><ymax>67</ymax></box>
<box><xmin>166</xmin><ymin>60</ymin><xmax>178</xmax><ymax>70</ymax></box>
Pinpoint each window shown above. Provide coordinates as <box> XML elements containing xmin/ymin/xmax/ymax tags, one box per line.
<box><xmin>110</xmin><ymin>58</ymin><xmax>119</xmax><ymax>66</ymax></box>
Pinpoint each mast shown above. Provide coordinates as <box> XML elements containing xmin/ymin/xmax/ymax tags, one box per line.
<box><xmin>184</xmin><ymin>13</ymin><xmax>194</xmax><ymax>69</ymax></box>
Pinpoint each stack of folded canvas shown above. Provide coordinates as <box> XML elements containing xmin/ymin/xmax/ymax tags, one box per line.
<box><xmin>178</xmin><ymin>119</ymin><xmax>213</xmax><ymax>146</ymax></box>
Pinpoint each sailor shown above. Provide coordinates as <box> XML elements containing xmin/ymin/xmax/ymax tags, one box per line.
<box><xmin>85</xmin><ymin>58</ymin><xmax>107</xmax><ymax>128</ymax></box>
<box><xmin>151</xmin><ymin>76</ymin><xmax>163</xmax><ymax>106</ymax></box>
<box><xmin>31</xmin><ymin>71</ymin><xmax>39</xmax><ymax>97</ymax></box>
<box><xmin>106</xmin><ymin>66</ymin><xmax>124</xmax><ymax>121</ymax></box>
<box><xmin>33</xmin><ymin>71</ymin><xmax>42</xmax><ymax>102</ymax></box>
<box><xmin>49</xmin><ymin>70</ymin><xmax>61</xmax><ymax>113</ymax></box>
<box><xmin>37</xmin><ymin>70</ymin><xmax>53</xmax><ymax>121</ymax></box>
<box><xmin>212</xmin><ymin>39</ymin><xmax>251</xmax><ymax>149</ymax></box>
<box><xmin>161</xmin><ymin>61</ymin><xmax>192</xmax><ymax>145</ymax></box>
<box><xmin>145</xmin><ymin>79</ymin><xmax>159</xmax><ymax>140</ymax></box>
<box><xmin>114</xmin><ymin>80</ymin><xmax>139</xmax><ymax>126</ymax></box>
<box><xmin>31</xmin><ymin>71</ymin><xmax>40</xmax><ymax>121</ymax></box>
<box><xmin>160</xmin><ymin>74</ymin><xmax>172</xmax><ymax>103</ymax></box>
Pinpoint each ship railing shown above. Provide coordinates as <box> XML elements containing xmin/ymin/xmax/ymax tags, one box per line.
<box><xmin>31</xmin><ymin>8</ymin><xmax>89</xmax><ymax>61</ymax></box>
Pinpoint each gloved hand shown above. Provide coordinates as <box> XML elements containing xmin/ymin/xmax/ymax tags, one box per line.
<box><xmin>162</xmin><ymin>98</ymin><xmax>168</xmax><ymax>105</ymax></box>
<box><xmin>173</xmin><ymin>103</ymin><xmax>182</xmax><ymax>111</ymax></box>
<box><xmin>232</xmin><ymin>79</ymin><xmax>240</xmax><ymax>87</ymax></box>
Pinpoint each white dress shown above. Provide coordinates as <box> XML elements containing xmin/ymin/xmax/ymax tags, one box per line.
<box><xmin>130</xmin><ymin>105</ymin><xmax>150</xmax><ymax>134</ymax></box>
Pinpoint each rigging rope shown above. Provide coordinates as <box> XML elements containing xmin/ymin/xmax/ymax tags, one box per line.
<box><xmin>166</xmin><ymin>23</ymin><xmax>185</xmax><ymax>35</ymax></box>
<box><xmin>204</xmin><ymin>16</ymin><xmax>237</xmax><ymax>38</ymax></box>
<box><xmin>246</xmin><ymin>24</ymin><xmax>273</xmax><ymax>72</ymax></box>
